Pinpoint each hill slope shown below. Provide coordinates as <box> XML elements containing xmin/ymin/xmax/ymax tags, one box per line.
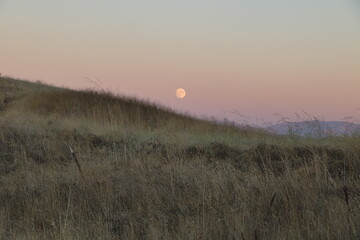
<box><xmin>0</xmin><ymin>75</ymin><xmax>267</xmax><ymax>144</ymax></box>
<box><xmin>0</xmin><ymin>76</ymin><xmax>359</xmax><ymax>239</ymax></box>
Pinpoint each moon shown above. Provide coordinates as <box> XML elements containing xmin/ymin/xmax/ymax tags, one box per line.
<box><xmin>176</xmin><ymin>88</ymin><xmax>186</xmax><ymax>99</ymax></box>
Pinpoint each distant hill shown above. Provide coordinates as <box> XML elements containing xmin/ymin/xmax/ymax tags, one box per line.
<box><xmin>266</xmin><ymin>121</ymin><xmax>360</xmax><ymax>137</ymax></box>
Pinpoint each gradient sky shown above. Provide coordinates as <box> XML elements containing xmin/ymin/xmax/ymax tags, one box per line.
<box><xmin>1</xmin><ymin>0</ymin><xmax>359</xmax><ymax>125</ymax></box>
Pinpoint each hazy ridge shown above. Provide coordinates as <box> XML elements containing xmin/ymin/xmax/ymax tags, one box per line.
<box><xmin>267</xmin><ymin>121</ymin><xmax>360</xmax><ymax>137</ymax></box>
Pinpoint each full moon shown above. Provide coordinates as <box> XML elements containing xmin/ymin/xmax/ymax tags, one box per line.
<box><xmin>176</xmin><ymin>88</ymin><xmax>186</xmax><ymax>99</ymax></box>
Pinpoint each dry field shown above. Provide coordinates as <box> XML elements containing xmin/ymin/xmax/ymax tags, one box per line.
<box><xmin>0</xmin><ymin>76</ymin><xmax>359</xmax><ymax>239</ymax></box>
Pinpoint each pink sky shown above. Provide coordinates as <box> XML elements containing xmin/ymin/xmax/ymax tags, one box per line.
<box><xmin>1</xmin><ymin>1</ymin><xmax>359</xmax><ymax>125</ymax></box>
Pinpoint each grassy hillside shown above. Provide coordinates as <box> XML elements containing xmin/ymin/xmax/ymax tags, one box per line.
<box><xmin>0</xmin><ymin>76</ymin><xmax>359</xmax><ymax>239</ymax></box>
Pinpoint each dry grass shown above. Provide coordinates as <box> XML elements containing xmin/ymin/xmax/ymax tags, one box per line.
<box><xmin>22</xmin><ymin>88</ymin><xmax>266</xmax><ymax>137</ymax></box>
<box><xmin>0</xmin><ymin>76</ymin><xmax>359</xmax><ymax>239</ymax></box>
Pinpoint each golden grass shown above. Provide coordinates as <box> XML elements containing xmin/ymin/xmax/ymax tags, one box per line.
<box><xmin>22</xmin><ymin>88</ymin><xmax>266</xmax><ymax>136</ymax></box>
<box><xmin>0</xmin><ymin>76</ymin><xmax>359</xmax><ymax>239</ymax></box>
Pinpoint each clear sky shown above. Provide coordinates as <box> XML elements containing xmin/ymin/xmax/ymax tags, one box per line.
<box><xmin>1</xmin><ymin>0</ymin><xmax>359</xmax><ymax>124</ymax></box>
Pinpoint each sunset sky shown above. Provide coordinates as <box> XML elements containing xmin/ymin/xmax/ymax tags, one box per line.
<box><xmin>1</xmin><ymin>1</ymin><xmax>359</xmax><ymax>125</ymax></box>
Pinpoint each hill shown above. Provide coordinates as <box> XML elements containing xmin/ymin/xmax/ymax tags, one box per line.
<box><xmin>0</xmin><ymin>76</ymin><xmax>359</xmax><ymax>239</ymax></box>
<box><xmin>267</xmin><ymin>121</ymin><xmax>360</xmax><ymax>137</ymax></box>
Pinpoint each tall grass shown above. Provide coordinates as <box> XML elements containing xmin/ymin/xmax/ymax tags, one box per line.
<box><xmin>0</xmin><ymin>77</ymin><xmax>359</xmax><ymax>239</ymax></box>
<box><xmin>23</xmin><ymin>89</ymin><xmax>265</xmax><ymax>134</ymax></box>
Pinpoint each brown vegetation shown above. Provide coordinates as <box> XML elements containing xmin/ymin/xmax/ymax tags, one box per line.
<box><xmin>0</xmin><ymin>76</ymin><xmax>359</xmax><ymax>239</ymax></box>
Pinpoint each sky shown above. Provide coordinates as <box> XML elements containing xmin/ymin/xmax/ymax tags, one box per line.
<box><xmin>0</xmin><ymin>0</ymin><xmax>359</xmax><ymax>125</ymax></box>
